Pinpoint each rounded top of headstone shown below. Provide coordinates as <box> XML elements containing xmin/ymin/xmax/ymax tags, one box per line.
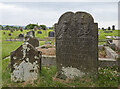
<box><xmin>57</xmin><ymin>11</ymin><xmax>94</xmax><ymax>24</ymax></box>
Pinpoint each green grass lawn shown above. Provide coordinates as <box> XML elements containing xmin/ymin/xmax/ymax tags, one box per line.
<box><xmin>1</xmin><ymin>29</ymin><xmax>53</xmax><ymax>40</ymax></box>
<box><xmin>2</xmin><ymin>58</ymin><xmax>119</xmax><ymax>87</ymax></box>
<box><xmin>2</xmin><ymin>41</ymin><xmax>23</xmax><ymax>59</ymax></box>
<box><xmin>98</xmin><ymin>29</ymin><xmax>120</xmax><ymax>40</ymax></box>
<box><xmin>1</xmin><ymin>29</ymin><xmax>120</xmax><ymax>87</ymax></box>
<box><xmin>2</xmin><ymin>41</ymin><xmax>45</xmax><ymax>59</ymax></box>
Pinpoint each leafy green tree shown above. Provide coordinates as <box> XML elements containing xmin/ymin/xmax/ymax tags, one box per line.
<box><xmin>40</xmin><ymin>25</ymin><xmax>46</xmax><ymax>29</ymax></box>
<box><xmin>25</xmin><ymin>24</ymin><xmax>38</xmax><ymax>29</ymax></box>
<box><xmin>0</xmin><ymin>25</ymin><xmax>3</xmax><ymax>30</ymax></box>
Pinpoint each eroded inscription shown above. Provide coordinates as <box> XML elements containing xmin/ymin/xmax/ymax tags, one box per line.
<box><xmin>55</xmin><ymin>11</ymin><xmax>98</xmax><ymax>79</ymax></box>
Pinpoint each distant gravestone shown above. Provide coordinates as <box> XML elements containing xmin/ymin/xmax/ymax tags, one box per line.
<box><xmin>43</xmin><ymin>28</ymin><xmax>46</xmax><ymax>30</ymax></box>
<box><xmin>108</xmin><ymin>27</ymin><xmax>111</xmax><ymax>30</ymax></box>
<box><xmin>55</xmin><ymin>12</ymin><xmax>98</xmax><ymax>79</ymax></box>
<box><xmin>9</xmin><ymin>33</ymin><xmax>11</xmax><ymax>36</ymax></box>
<box><xmin>10</xmin><ymin>30</ymin><xmax>13</xmax><ymax>33</ymax></box>
<box><xmin>20</xmin><ymin>27</ymin><xmax>23</xmax><ymax>32</ymax></box>
<box><xmin>37</xmin><ymin>31</ymin><xmax>42</xmax><ymax>34</ymax></box>
<box><xmin>48</xmin><ymin>31</ymin><xmax>55</xmax><ymax>37</ymax></box>
<box><xmin>34</xmin><ymin>26</ymin><xmax>37</xmax><ymax>31</ymax></box>
<box><xmin>3</xmin><ymin>32</ymin><xmax>5</xmax><ymax>35</ymax></box>
<box><xmin>102</xmin><ymin>27</ymin><xmax>104</xmax><ymax>30</ymax></box>
<box><xmin>26</xmin><ymin>30</ymin><xmax>35</xmax><ymax>37</ymax></box>
<box><xmin>18</xmin><ymin>33</ymin><xmax>24</xmax><ymax>39</ymax></box>
<box><xmin>25</xmin><ymin>36</ymin><xmax>39</xmax><ymax>47</ymax></box>
<box><xmin>11</xmin><ymin>42</ymin><xmax>42</xmax><ymax>82</ymax></box>
<box><xmin>112</xmin><ymin>25</ymin><xmax>115</xmax><ymax>30</ymax></box>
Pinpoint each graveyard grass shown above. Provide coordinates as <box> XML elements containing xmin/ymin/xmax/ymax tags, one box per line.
<box><xmin>2</xmin><ymin>58</ymin><xmax>119</xmax><ymax>87</ymax></box>
<box><xmin>1</xmin><ymin>29</ymin><xmax>120</xmax><ymax>87</ymax></box>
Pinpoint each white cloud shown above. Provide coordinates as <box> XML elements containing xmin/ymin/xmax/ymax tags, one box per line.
<box><xmin>0</xmin><ymin>0</ymin><xmax>119</xmax><ymax>2</ymax></box>
<box><xmin>0</xmin><ymin>2</ymin><xmax>118</xmax><ymax>29</ymax></box>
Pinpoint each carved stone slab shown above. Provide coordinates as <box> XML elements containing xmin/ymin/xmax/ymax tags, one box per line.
<box><xmin>11</xmin><ymin>42</ymin><xmax>42</xmax><ymax>82</ymax></box>
<box><xmin>55</xmin><ymin>12</ymin><xmax>98</xmax><ymax>79</ymax></box>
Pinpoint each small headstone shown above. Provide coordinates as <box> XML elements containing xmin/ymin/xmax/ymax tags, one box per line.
<box><xmin>34</xmin><ymin>26</ymin><xmax>37</xmax><ymax>31</ymax></box>
<box><xmin>11</xmin><ymin>42</ymin><xmax>42</xmax><ymax>82</ymax></box>
<box><xmin>26</xmin><ymin>30</ymin><xmax>35</xmax><ymax>37</ymax></box>
<box><xmin>9</xmin><ymin>33</ymin><xmax>11</xmax><ymax>36</ymax></box>
<box><xmin>3</xmin><ymin>32</ymin><xmax>5</xmax><ymax>35</ymax></box>
<box><xmin>20</xmin><ymin>27</ymin><xmax>23</xmax><ymax>32</ymax></box>
<box><xmin>102</xmin><ymin>27</ymin><xmax>105</xmax><ymax>31</ymax></box>
<box><xmin>48</xmin><ymin>31</ymin><xmax>55</xmax><ymax>37</ymax></box>
<box><xmin>55</xmin><ymin>12</ymin><xmax>98</xmax><ymax>79</ymax></box>
<box><xmin>18</xmin><ymin>33</ymin><xmax>24</xmax><ymax>39</ymax></box>
<box><xmin>37</xmin><ymin>31</ymin><xmax>42</xmax><ymax>34</ymax></box>
<box><xmin>112</xmin><ymin>25</ymin><xmax>115</xmax><ymax>30</ymax></box>
<box><xmin>25</xmin><ymin>36</ymin><xmax>39</xmax><ymax>47</ymax></box>
<box><xmin>10</xmin><ymin>30</ymin><xmax>13</xmax><ymax>33</ymax></box>
<box><xmin>108</xmin><ymin>27</ymin><xmax>111</xmax><ymax>30</ymax></box>
<box><xmin>43</xmin><ymin>28</ymin><xmax>46</xmax><ymax>30</ymax></box>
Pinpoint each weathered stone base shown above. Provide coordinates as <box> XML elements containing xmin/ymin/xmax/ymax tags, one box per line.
<box><xmin>42</xmin><ymin>55</ymin><xmax>118</xmax><ymax>68</ymax></box>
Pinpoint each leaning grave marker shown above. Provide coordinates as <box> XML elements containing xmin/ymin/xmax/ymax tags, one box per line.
<box><xmin>25</xmin><ymin>36</ymin><xmax>39</xmax><ymax>48</ymax></box>
<box><xmin>55</xmin><ymin>12</ymin><xmax>98</xmax><ymax>79</ymax></box>
<box><xmin>11</xmin><ymin>41</ymin><xmax>42</xmax><ymax>82</ymax></box>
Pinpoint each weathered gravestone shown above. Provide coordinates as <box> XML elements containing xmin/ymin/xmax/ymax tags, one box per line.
<box><xmin>108</xmin><ymin>27</ymin><xmax>111</xmax><ymax>30</ymax></box>
<box><xmin>3</xmin><ymin>32</ymin><xmax>5</xmax><ymax>35</ymax></box>
<box><xmin>18</xmin><ymin>33</ymin><xmax>24</xmax><ymax>39</ymax></box>
<box><xmin>11</xmin><ymin>42</ymin><xmax>42</xmax><ymax>82</ymax></box>
<box><xmin>37</xmin><ymin>31</ymin><xmax>42</xmax><ymax>34</ymax></box>
<box><xmin>20</xmin><ymin>27</ymin><xmax>23</xmax><ymax>32</ymax></box>
<box><xmin>48</xmin><ymin>31</ymin><xmax>55</xmax><ymax>37</ymax></box>
<box><xmin>55</xmin><ymin>12</ymin><xmax>98</xmax><ymax>79</ymax></box>
<box><xmin>112</xmin><ymin>25</ymin><xmax>115</xmax><ymax>30</ymax></box>
<box><xmin>26</xmin><ymin>30</ymin><xmax>35</xmax><ymax>37</ymax></box>
<box><xmin>10</xmin><ymin>30</ymin><xmax>13</xmax><ymax>33</ymax></box>
<box><xmin>9</xmin><ymin>33</ymin><xmax>11</xmax><ymax>36</ymax></box>
<box><xmin>25</xmin><ymin>36</ymin><xmax>39</xmax><ymax>47</ymax></box>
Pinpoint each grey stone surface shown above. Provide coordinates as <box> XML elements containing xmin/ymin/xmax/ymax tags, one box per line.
<box><xmin>25</xmin><ymin>36</ymin><xmax>39</xmax><ymax>47</ymax></box>
<box><xmin>98</xmin><ymin>45</ymin><xmax>104</xmax><ymax>50</ymax></box>
<box><xmin>42</xmin><ymin>55</ymin><xmax>56</xmax><ymax>66</ymax></box>
<box><xmin>98</xmin><ymin>58</ymin><xmax>118</xmax><ymax>68</ymax></box>
<box><xmin>10</xmin><ymin>42</ymin><xmax>42</xmax><ymax>82</ymax></box>
<box><xmin>55</xmin><ymin>11</ymin><xmax>98</xmax><ymax>79</ymax></box>
<box><xmin>113</xmin><ymin>39</ymin><xmax>120</xmax><ymax>49</ymax></box>
<box><xmin>104</xmin><ymin>46</ymin><xmax>118</xmax><ymax>59</ymax></box>
<box><xmin>48</xmin><ymin>31</ymin><xmax>55</xmax><ymax>37</ymax></box>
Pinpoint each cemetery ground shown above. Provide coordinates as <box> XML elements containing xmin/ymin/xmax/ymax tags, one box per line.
<box><xmin>1</xmin><ymin>29</ymin><xmax>120</xmax><ymax>87</ymax></box>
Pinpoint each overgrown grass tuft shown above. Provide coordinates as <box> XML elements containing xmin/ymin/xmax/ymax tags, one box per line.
<box><xmin>2</xmin><ymin>58</ymin><xmax>119</xmax><ymax>87</ymax></box>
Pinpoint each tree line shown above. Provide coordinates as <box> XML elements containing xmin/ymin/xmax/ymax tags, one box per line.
<box><xmin>0</xmin><ymin>24</ymin><xmax>48</xmax><ymax>30</ymax></box>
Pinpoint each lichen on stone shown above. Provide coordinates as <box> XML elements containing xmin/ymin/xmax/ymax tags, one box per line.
<box><xmin>62</xmin><ymin>66</ymin><xmax>85</xmax><ymax>79</ymax></box>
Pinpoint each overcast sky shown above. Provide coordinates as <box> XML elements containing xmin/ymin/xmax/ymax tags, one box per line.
<box><xmin>0</xmin><ymin>1</ymin><xmax>119</xmax><ymax>29</ymax></box>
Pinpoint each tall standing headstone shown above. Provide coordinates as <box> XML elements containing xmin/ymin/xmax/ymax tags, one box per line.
<box><xmin>55</xmin><ymin>12</ymin><xmax>98</xmax><ymax>79</ymax></box>
<box><xmin>11</xmin><ymin>42</ymin><xmax>42</xmax><ymax>82</ymax></box>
